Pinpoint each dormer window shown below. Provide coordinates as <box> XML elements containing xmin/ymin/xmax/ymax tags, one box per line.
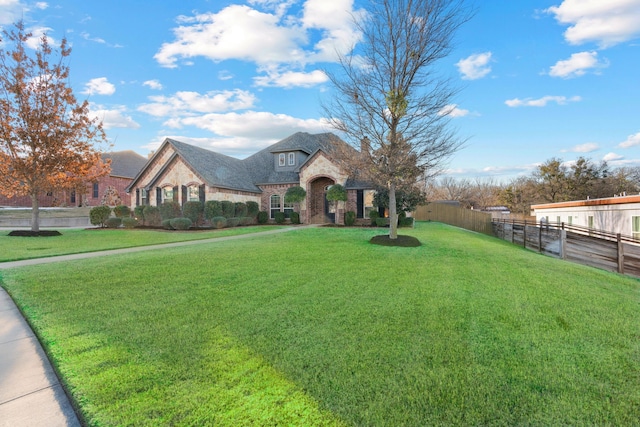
<box><xmin>279</xmin><ymin>153</ymin><xmax>286</xmax><ymax>166</ymax></box>
<box><xmin>288</xmin><ymin>152</ymin><xmax>295</xmax><ymax>166</ymax></box>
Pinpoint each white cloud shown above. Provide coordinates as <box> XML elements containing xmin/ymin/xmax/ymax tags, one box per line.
<box><xmin>143</xmin><ymin>79</ymin><xmax>163</xmax><ymax>90</ymax></box>
<box><xmin>138</xmin><ymin>89</ymin><xmax>256</xmax><ymax>117</ymax></box>
<box><xmin>89</xmin><ymin>105</ymin><xmax>140</xmax><ymax>129</ymax></box>
<box><xmin>603</xmin><ymin>152</ymin><xmax>623</xmax><ymax>162</ymax></box>
<box><xmin>25</xmin><ymin>26</ymin><xmax>55</xmax><ymax>49</ymax></box>
<box><xmin>35</xmin><ymin>2</ymin><xmax>48</xmax><ymax>9</ymax></box>
<box><xmin>549</xmin><ymin>51</ymin><xmax>608</xmax><ymax>78</ymax></box>
<box><xmin>142</xmin><ymin>112</ymin><xmax>331</xmax><ymax>158</ymax></box>
<box><xmin>175</xmin><ymin>111</ymin><xmax>329</xmax><ymax>136</ymax></box>
<box><xmin>505</xmin><ymin>95</ymin><xmax>582</xmax><ymax>107</ymax></box>
<box><xmin>456</xmin><ymin>52</ymin><xmax>492</xmax><ymax>80</ymax></box>
<box><xmin>546</xmin><ymin>0</ymin><xmax>640</xmax><ymax>48</ymax></box>
<box><xmin>154</xmin><ymin>2</ymin><xmax>363</xmax><ymax>80</ymax></box>
<box><xmin>83</xmin><ymin>77</ymin><xmax>116</xmax><ymax>96</ymax></box>
<box><xmin>619</xmin><ymin>131</ymin><xmax>640</xmax><ymax>148</ymax></box>
<box><xmin>254</xmin><ymin>68</ymin><xmax>328</xmax><ymax>88</ymax></box>
<box><xmin>0</xmin><ymin>0</ymin><xmax>23</xmax><ymax>25</ymax></box>
<box><xmin>438</xmin><ymin>104</ymin><xmax>470</xmax><ymax>118</ymax></box>
<box><xmin>218</xmin><ymin>70</ymin><xmax>234</xmax><ymax>81</ymax></box>
<box><xmin>155</xmin><ymin>6</ymin><xmax>307</xmax><ymax>68</ymax></box>
<box><xmin>564</xmin><ymin>142</ymin><xmax>600</xmax><ymax>153</ymax></box>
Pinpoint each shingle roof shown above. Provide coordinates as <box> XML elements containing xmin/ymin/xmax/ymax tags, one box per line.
<box><xmin>127</xmin><ymin>132</ymin><xmax>371</xmax><ymax>194</ymax></box>
<box><xmin>167</xmin><ymin>139</ymin><xmax>261</xmax><ymax>193</ymax></box>
<box><xmin>102</xmin><ymin>151</ymin><xmax>148</xmax><ymax>178</ymax></box>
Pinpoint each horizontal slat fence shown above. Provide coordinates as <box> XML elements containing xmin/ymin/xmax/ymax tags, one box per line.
<box><xmin>492</xmin><ymin>219</ymin><xmax>640</xmax><ymax>279</ymax></box>
<box><xmin>413</xmin><ymin>203</ymin><xmax>493</xmax><ymax>235</ymax></box>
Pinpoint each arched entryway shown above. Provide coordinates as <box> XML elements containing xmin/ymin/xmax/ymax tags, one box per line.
<box><xmin>308</xmin><ymin>177</ymin><xmax>335</xmax><ymax>224</ymax></box>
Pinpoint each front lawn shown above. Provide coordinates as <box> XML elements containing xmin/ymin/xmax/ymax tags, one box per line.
<box><xmin>0</xmin><ymin>226</ymin><xmax>282</xmax><ymax>262</ymax></box>
<box><xmin>1</xmin><ymin>223</ymin><xmax>638</xmax><ymax>425</ymax></box>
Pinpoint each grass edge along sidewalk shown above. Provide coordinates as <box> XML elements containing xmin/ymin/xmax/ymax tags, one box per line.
<box><xmin>2</xmin><ymin>223</ymin><xmax>639</xmax><ymax>425</ymax></box>
<box><xmin>0</xmin><ymin>225</ymin><xmax>286</xmax><ymax>264</ymax></box>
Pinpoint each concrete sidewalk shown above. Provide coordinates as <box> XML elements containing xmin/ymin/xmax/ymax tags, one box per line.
<box><xmin>0</xmin><ymin>287</ymin><xmax>81</xmax><ymax>426</ymax></box>
<box><xmin>0</xmin><ymin>226</ymin><xmax>309</xmax><ymax>425</ymax></box>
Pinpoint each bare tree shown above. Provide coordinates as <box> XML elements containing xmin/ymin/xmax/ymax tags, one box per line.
<box><xmin>324</xmin><ymin>0</ymin><xmax>472</xmax><ymax>239</ymax></box>
<box><xmin>0</xmin><ymin>22</ymin><xmax>109</xmax><ymax>232</ymax></box>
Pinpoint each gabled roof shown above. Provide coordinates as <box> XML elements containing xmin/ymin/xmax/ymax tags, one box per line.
<box><xmin>127</xmin><ymin>132</ymin><xmax>371</xmax><ymax>194</ymax></box>
<box><xmin>102</xmin><ymin>150</ymin><xmax>147</xmax><ymax>179</ymax></box>
<box><xmin>244</xmin><ymin>132</ymin><xmax>351</xmax><ymax>185</ymax></box>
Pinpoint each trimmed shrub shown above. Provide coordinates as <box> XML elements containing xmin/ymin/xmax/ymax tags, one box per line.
<box><xmin>344</xmin><ymin>211</ymin><xmax>356</xmax><ymax>226</ymax></box>
<box><xmin>162</xmin><ymin>219</ymin><xmax>174</xmax><ymax>230</ymax></box>
<box><xmin>170</xmin><ymin>217</ymin><xmax>192</xmax><ymax>230</ymax></box>
<box><xmin>234</xmin><ymin>202</ymin><xmax>248</xmax><ymax>218</ymax></box>
<box><xmin>399</xmin><ymin>216</ymin><xmax>414</xmax><ymax>227</ymax></box>
<box><xmin>211</xmin><ymin>216</ymin><xmax>227</xmax><ymax>229</ymax></box>
<box><xmin>183</xmin><ymin>201</ymin><xmax>203</xmax><ymax>225</ymax></box>
<box><xmin>105</xmin><ymin>217</ymin><xmax>122</xmax><ymax>228</ymax></box>
<box><xmin>113</xmin><ymin>205</ymin><xmax>131</xmax><ymax>218</ymax></box>
<box><xmin>133</xmin><ymin>205</ymin><xmax>145</xmax><ymax>225</ymax></box>
<box><xmin>290</xmin><ymin>211</ymin><xmax>300</xmax><ymax>224</ymax></box>
<box><xmin>160</xmin><ymin>201</ymin><xmax>182</xmax><ymax>221</ymax></box>
<box><xmin>221</xmin><ymin>201</ymin><xmax>235</xmax><ymax>218</ymax></box>
<box><xmin>246</xmin><ymin>201</ymin><xmax>259</xmax><ymax>217</ymax></box>
<box><xmin>241</xmin><ymin>216</ymin><xmax>254</xmax><ymax>226</ymax></box>
<box><xmin>122</xmin><ymin>217</ymin><xmax>138</xmax><ymax>229</ymax></box>
<box><xmin>143</xmin><ymin>206</ymin><xmax>162</xmax><ymax>227</ymax></box>
<box><xmin>274</xmin><ymin>211</ymin><xmax>286</xmax><ymax>224</ymax></box>
<box><xmin>204</xmin><ymin>200</ymin><xmax>223</xmax><ymax>220</ymax></box>
<box><xmin>257</xmin><ymin>211</ymin><xmax>269</xmax><ymax>224</ymax></box>
<box><xmin>375</xmin><ymin>217</ymin><xmax>388</xmax><ymax>227</ymax></box>
<box><xmin>284</xmin><ymin>186</ymin><xmax>306</xmax><ymax>204</ymax></box>
<box><xmin>369</xmin><ymin>210</ymin><xmax>380</xmax><ymax>226</ymax></box>
<box><xmin>227</xmin><ymin>217</ymin><xmax>240</xmax><ymax>227</ymax></box>
<box><xmin>89</xmin><ymin>205</ymin><xmax>111</xmax><ymax>227</ymax></box>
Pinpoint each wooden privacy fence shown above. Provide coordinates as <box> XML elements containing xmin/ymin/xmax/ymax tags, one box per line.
<box><xmin>413</xmin><ymin>203</ymin><xmax>493</xmax><ymax>235</ymax></box>
<box><xmin>492</xmin><ymin>219</ymin><xmax>640</xmax><ymax>279</ymax></box>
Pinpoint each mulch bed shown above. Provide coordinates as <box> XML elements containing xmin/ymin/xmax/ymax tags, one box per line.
<box><xmin>8</xmin><ymin>230</ymin><xmax>62</xmax><ymax>237</ymax></box>
<box><xmin>370</xmin><ymin>234</ymin><xmax>421</xmax><ymax>247</ymax></box>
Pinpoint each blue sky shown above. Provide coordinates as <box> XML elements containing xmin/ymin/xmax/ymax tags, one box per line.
<box><xmin>2</xmin><ymin>0</ymin><xmax>639</xmax><ymax>181</ymax></box>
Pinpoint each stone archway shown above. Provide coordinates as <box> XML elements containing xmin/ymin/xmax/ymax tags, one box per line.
<box><xmin>308</xmin><ymin>177</ymin><xmax>335</xmax><ymax>224</ymax></box>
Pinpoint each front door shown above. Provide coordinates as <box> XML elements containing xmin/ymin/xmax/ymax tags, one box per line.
<box><xmin>324</xmin><ymin>193</ymin><xmax>335</xmax><ymax>223</ymax></box>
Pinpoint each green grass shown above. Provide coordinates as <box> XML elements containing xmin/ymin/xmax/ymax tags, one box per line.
<box><xmin>0</xmin><ymin>226</ymin><xmax>282</xmax><ymax>262</ymax></box>
<box><xmin>1</xmin><ymin>222</ymin><xmax>639</xmax><ymax>425</ymax></box>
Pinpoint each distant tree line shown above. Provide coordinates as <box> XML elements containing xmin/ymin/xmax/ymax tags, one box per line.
<box><xmin>425</xmin><ymin>157</ymin><xmax>640</xmax><ymax>217</ymax></box>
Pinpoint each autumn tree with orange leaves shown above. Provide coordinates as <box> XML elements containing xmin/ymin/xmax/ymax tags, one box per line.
<box><xmin>0</xmin><ymin>22</ymin><xmax>110</xmax><ymax>232</ymax></box>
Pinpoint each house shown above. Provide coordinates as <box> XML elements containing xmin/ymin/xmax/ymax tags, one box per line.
<box><xmin>0</xmin><ymin>150</ymin><xmax>147</xmax><ymax>208</ymax></box>
<box><xmin>531</xmin><ymin>194</ymin><xmax>640</xmax><ymax>239</ymax></box>
<box><xmin>126</xmin><ymin>132</ymin><xmax>376</xmax><ymax>224</ymax></box>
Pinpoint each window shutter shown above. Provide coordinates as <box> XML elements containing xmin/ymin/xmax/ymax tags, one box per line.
<box><xmin>156</xmin><ymin>187</ymin><xmax>162</xmax><ymax>206</ymax></box>
<box><xmin>136</xmin><ymin>189</ymin><xmax>140</xmax><ymax>206</ymax></box>
<box><xmin>181</xmin><ymin>185</ymin><xmax>187</xmax><ymax>206</ymax></box>
<box><xmin>173</xmin><ymin>186</ymin><xmax>179</xmax><ymax>203</ymax></box>
<box><xmin>199</xmin><ymin>185</ymin><xmax>205</xmax><ymax>203</ymax></box>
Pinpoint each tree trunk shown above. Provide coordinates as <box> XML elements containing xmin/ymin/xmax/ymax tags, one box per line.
<box><xmin>389</xmin><ymin>183</ymin><xmax>398</xmax><ymax>239</ymax></box>
<box><xmin>30</xmin><ymin>193</ymin><xmax>40</xmax><ymax>233</ymax></box>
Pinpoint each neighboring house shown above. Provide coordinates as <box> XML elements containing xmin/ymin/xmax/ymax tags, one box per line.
<box><xmin>126</xmin><ymin>132</ymin><xmax>376</xmax><ymax>224</ymax></box>
<box><xmin>0</xmin><ymin>150</ymin><xmax>147</xmax><ymax>208</ymax></box>
<box><xmin>531</xmin><ymin>194</ymin><xmax>640</xmax><ymax>239</ymax></box>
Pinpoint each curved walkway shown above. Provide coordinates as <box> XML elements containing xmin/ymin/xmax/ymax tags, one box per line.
<box><xmin>0</xmin><ymin>226</ymin><xmax>308</xmax><ymax>426</ymax></box>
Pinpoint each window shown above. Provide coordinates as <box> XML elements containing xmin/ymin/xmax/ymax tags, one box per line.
<box><xmin>270</xmin><ymin>194</ymin><xmax>281</xmax><ymax>219</ymax></box>
<box><xmin>588</xmin><ymin>215</ymin><xmax>594</xmax><ymax>236</ymax></box>
<box><xmin>568</xmin><ymin>216</ymin><xmax>573</xmax><ymax>225</ymax></box>
<box><xmin>556</xmin><ymin>216</ymin><xmax>561</xmax><ymax>225</ymax></box>
<box><xmin>633</xmin><ymin>216</ymin><xmax>640</xmax><ymax>240</ymax></box>
<box><xmin>140</xmin><ymin>189</ymin><xmax>148</xmax><ymax>205</ymax></box>
<box><xmin>70</xmin><ymin>190</ymin><xmax>76</xmax><ymax>204</ymax></box>
<box><xmin>92</xmin><ymin>182</ymin><xmax>99</xmax><ymax>198</ymax></box>
<box><xmin>278</xmin><ymin>153</ymin><xmax>286</xmax><ymax>167</ymax></box>
<box><xmin>288</xmin><ymin>152</ymin><xmax>295</xmax><ymax>166</ymax></box>
<box><xmin>188</xmin><ymin>185</ymin><xmax>200</xmax><ymax>202</ymax></box>
<box><xmin>163</xmin><ymin>186</ymin><xmax>173</xmax><ymax>202</ymax></box>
